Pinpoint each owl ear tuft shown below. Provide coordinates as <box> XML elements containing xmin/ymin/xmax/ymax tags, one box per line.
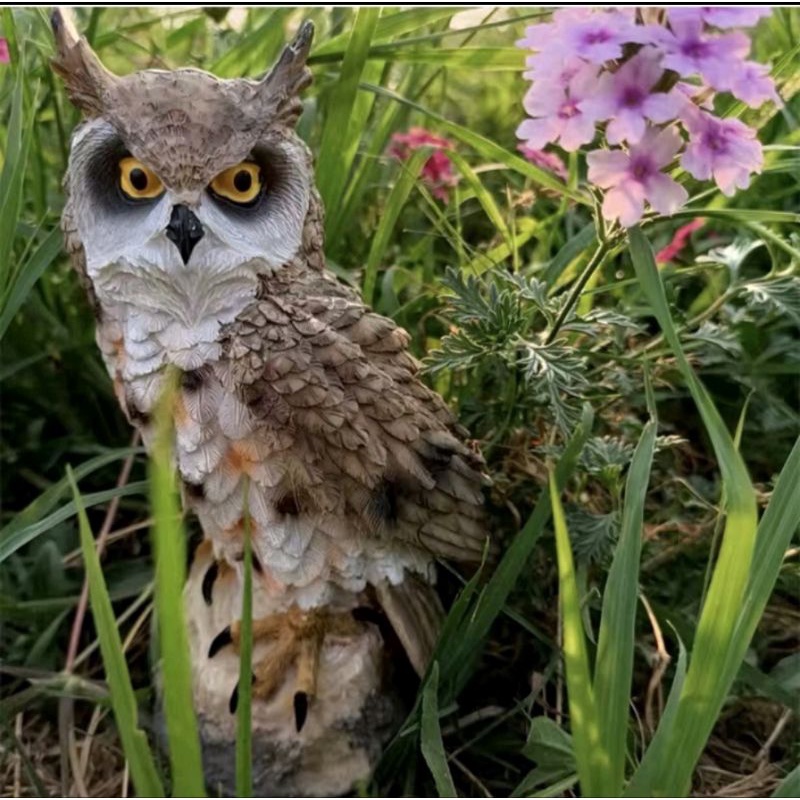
<box><xmin>257</xmin><ymin>20</ymin><xmax>315</xmax><ymax>127</ymax></box>
<box><xmin>51</xmin><ymin>7</ymin><xmax>117</xmax><ymax>117</ymax></box>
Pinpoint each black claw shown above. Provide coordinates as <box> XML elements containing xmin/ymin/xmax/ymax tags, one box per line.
<box><xmin>208</xmin><ymin>626</ymin><xmax>233</xmax><ymax>658</ymax></box>
<box><xmin>229</xmin><ymin>682</ymin><xmax>239</xmax><ymax>714</ymax></box>
<box><xmin>294</xmin><ymin>692</ymin><xmax>308</xmax><ymax>732</ymax></box>
<box><xmin>202</xmin><ymin>562</ymin><xmax>219</xmax><ymax>606</ymax></box>
<box><xmin>228</xmin><ymin>673</ymin><xmax>256</xmax><ymax>715</ymax></box>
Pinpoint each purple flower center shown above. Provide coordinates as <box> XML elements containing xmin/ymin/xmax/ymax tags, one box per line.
<box><xmin>630</xmin><ymin>156</ymin><xmax>655</xmax><ymax>182</ymax></box>
<box><xmin>558</xmin><ymin>98</ymin><xmax>580</xmax><ymax>119</ymax></box>
<box><xmin>583</xmin><ymin>28</ymin><xmax>612</xmax><ymax>46</ymax></box>
<box><xmin>620</xmin><ymin>85</ymin><xmax>645</xmax><ymax>108</ymax></box>
<box><xmin>703</xmin><ymin>130</ymin><xmax>728</xmax><ymax>154</ymax></box>
<box><xmin>681</xmin><ymin>37</ymin><xmax>711</xmax><ymax>61</ymax></box>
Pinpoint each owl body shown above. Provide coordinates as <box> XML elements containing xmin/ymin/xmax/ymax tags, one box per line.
<box><xmin>54</xmin><ymin>12</ymin><xmax>488</xmax><ymax>794</ymax></box>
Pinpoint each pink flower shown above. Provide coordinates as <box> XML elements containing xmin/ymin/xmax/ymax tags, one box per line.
<box><xmin>656</xmin><ymin>218</ymin><xmax>705</xmax><ymax>263</ymax></box>
<box><xmin>520</xmin><ymin>8</ymin><xmax>640</xmax><ymax>65</ymax></box>
<box><xmin>516</xmin><ymin>62</ymin><xmax>601</xmax><ymax>152</ymax></box>
<box><xmin>680</xmin><ymin>109</ymin><xmax>763</xmax><ymax>196</ymax></box>
<box><xmin>388</xmin><ymin>127</ymin><xmax>458</xmax><ymax>202</ymax></box>
<box><xmin>717</xmin><ymin>60</ymin><xmax>781</xmax><ymax>107</ymax></box>
<box><xmin>654</xmin><ymin>16</ymin><xmax>751</xmax><ymax>91</ymax></box>
<box><xmin>0</xmin><ymin>38</ymin><xmax>9</xmax><ymax>64</ymax></box>
<box><xmin>582</xmin><ymin>47</ymin><xmax>685</xmax><ymax>145</ymax></box>
<box><xmin>517</xmin><ymin>144</ymin><xmax>568</xmax><ymax>180</ymax></box>
<box><xmin>587</xmin><ymin>126</ymin><xmax>688</xmax><ymax>227</ymax></box>
<box><xmin>668</xmin><ymin>7</ymin><xmax>772</xmax><ymax>30</ymax></box>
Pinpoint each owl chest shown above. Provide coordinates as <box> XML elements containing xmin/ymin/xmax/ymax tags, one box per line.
<box><xmin>102</xmin><ymin>323</ymin><xmax>395</xmax><ymax>598</ymax></box>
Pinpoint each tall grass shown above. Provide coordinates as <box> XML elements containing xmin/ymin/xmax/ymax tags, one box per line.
<box><xmin>1</xmin><ymin>6</ymin><xmax>798</xmax><ymax>797</ymax></box>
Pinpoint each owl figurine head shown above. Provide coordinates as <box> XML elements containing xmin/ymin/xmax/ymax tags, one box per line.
<box><xmin>52</xmin><ymin>9</ymin><xmax>318</xmax><ymax>291</ymax></box>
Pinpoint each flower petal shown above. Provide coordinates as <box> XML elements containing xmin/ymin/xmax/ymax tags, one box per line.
<box><xmin>642</xmin><ymin>90</ymin><xmax>685</xmax><ymax>123</ymax></box>
<box><xmin>606</xmin><ymin>109</ymin><xmax>647</xmax><ymax>145</ymax></box>
<box><xmin>516</xmin><ymin>116</ymin><xmax>562</xmax><ymax>149</ymax></box>
<box><xmin>647</xmin><ymin>125</ymin><xmax>684</xmax><ymax>168</ymax></box>
<box><xmin>643</xmin><ymin>172</ymin><xmax>688</xmax><ymax>216</ymax></box>
<box><xmin>602</xmin><ymin>181</ymin><xmax>646</xmax><ymax>227</ymax></box>
<box><xmin>587</xmin><ymin>149</ymin><xmax>632</xmax><ymax>188</ymax></box>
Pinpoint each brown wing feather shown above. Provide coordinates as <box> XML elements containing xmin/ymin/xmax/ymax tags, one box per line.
<box><xmin>223</xmin><ymin>265</ymin><xmax>490</xmax><ymax>564</ymax></box>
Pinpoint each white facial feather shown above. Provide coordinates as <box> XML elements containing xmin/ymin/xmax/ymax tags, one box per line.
<box><xmin>66</xmin><ymin>119</ymin><xmax>311</xmax><ymax>375</ymax></box>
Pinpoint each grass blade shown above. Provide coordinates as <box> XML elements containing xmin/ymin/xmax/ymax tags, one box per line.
<box><xmin>624</xmin><ymin>634</ymin><xmax>689</xmax><ymax>797</ymax></box>
<box><xmin>316</xmin><ymin>7</ymin><xmax>380</xmax><ymax>212</ymax></box>
<box><xmin>0</xmin><ymin>482</ymin><xmax>148</xmax><ymax>565</ymax></box>
<box><xmin>0</xmin><ymin>447</ymin><xmax>142</xmax><ymax>550</ymax></box>
<box><xmin>436</xmin><ymin>404</ymin><xmax>595</xmax><ymax>702</ymax></box>
<box><xmin>312</xmin><ymin>7</ymin><xmax>462</xmax><ymax>58</ymax></box>
<box><xmin>0</xmin><ymin>227</ymin><xmax>63</xmax><ymax>340</ymax></box>
<box><xmin>448</xmin><ymin>151</ymin><xmax>513</xmax><ymax>254</ymax></box>
<box><xmin>628</xmin><ymin>226</ymin><xmax>759</xmax><ymax>795</ymax></box>
<box><xmin>362</xmin><ymin>147</ymin><xmax>429</xmax><ymax>305</ymax></box>
<box><xmin>236</xmin><ymin>481</ymin><xmax>254</xmax><ymax>797</ymax></box>
<box><xmin>593</xmin><ymin>379</ymin><xmax>657</xmax><ymax>794</ymax></box>
<box><xmin>549</xmin><ymin>476</ymin><xmax>608</xmax><ymax>797</ymax></box>
<box><xmin>150</xmin><ymin>370</ymin><xmax>205</xmax><ymax>796</ymax></box>
<box><xmin>67</xmin><ymin>467</ymin><xmax>165</xmax><ymax>797</ymax></box>
<box><xmin>420</xmin><ymin>662</ymin><xmax>457</xmax><ymax>797</ymax></box>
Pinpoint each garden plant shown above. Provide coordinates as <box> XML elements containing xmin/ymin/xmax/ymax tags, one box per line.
<box><xmin>1</xmin><ymin>6</ymin><xmax>799</xmax><ymax>798</ymax></box>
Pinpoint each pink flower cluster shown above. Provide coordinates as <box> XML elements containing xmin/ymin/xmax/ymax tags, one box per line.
<box><xmin>0</xmin><ymin>38</ymin><xmax>10</xmax><ymax>64</ymax></box>
<box><xmin>516</xmin><ymin>7</ymin><xmax>779</xmax><ymax>226</ymax></box>
<box><xmin>388</xmin><ymin>127</ymin><xmax>459</xmax><ymax>202</ymax></box>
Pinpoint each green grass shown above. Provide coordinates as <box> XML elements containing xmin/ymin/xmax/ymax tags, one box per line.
<box><xmin>1</xmin><ymin>6</ymin><xmax>798</xmax><ymax>798</ymax></box>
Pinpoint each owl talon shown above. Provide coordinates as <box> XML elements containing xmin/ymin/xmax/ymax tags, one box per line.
<box><xmin>294</xmin><ymin>691</ymin><xmax>308</xmax><ymax>732</ymax></box>
<box><xmin>228</xmin><ymin>672</ymin><xmax>256</xmax><ymax>715</ymax></box>
<box><xmin>202</xmin><ymin>562</ymin><xmax>219</xmax><ymax>605</ymax></box>
<box><xmin>209</xmin><ymin>625</ymin><xmax>233</xmax><ymax>658</ymax></box>
<box><xmin>213</xmin><ymin>607</ymin><xmax>367</xmax><ymax>731</ymax></box>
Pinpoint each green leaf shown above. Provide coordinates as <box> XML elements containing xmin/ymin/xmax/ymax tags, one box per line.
<box><xmin>624</xmin><ymin>635</ymin><xmax>688</xmax><ymax>797</ymax></box>
<box><xmin>0</xmin><ymin>447</ymin><xmax>143</xmax><ymax>553</ymax></box>
<box><xmin>772</xmin><ymin>764</ymin><xmax>800</xmax><ymax>798</ymax></box>
<box><xmin>420</xmin><ymin>662</ymin><xmax>457</xmax><ymax>798</ymax></box>
<box><xmin>362</xmin><ymin>147</ymin><xmax>429</xmax><ymax>305</ymax></box>
<box><xmin>448</xmin><ymin>152</ymin><xmax>513</xmax><ymax>254</ymax></box>
<box><xmin>0</xmin><ymin>227</ymin><xmax>63</xmax><ymax>340</ymax></box>
<box><xmin>0</xmin><ymin>481</ymin><xmax>148</xmax><ymax>565</ymax></box>
<box><xmin>437</xmin><ymin>405</ymin><xmax>594</xmax><ymax>702</ymax></box>
<box><xmin>150</xmin><ymin>370</ymin><xmax>205</xmax><ymax>796</ymax></box>
<box><xmin>543</xmin><ymin>223</ymin><xmax>597</xmax><ymax>287</ymax></box>
<box><xmin>312</xmin><ymin>7</ymin><xmax>464</xmax><ymax>58</ymax></box>
<box><xmin>316</xmin><ymin>7</ymin><xmax>381</xmax><ymax>212</ymax></box>
<box><xmin>68</xmin><ymin>467</ymin><xmax>165</xmax><ymax>798</ymax></box>
<box><xmin>236</xmin><ymin>481</ymin><xmax>254</xmax><ymax>798</ymax></box>
<box><xmin>593</xmin><ymin>389</ymin><xmax>657</xmax><ymax>794</ymax></box>
<box><xmin>549</xmin><ymin>476</ymin><xmax>609</xmax><ymax>798</ymax></box>
<box><xmin>0</xmin><ymin>72</ymin><xmax>33</xmax><ymax>305</ymax></box>
<box><xmin>362</xmin><ymin>46</ymin><xmax>523</xmax><ymax>70</ymax></box>
<box><xmin>628</xmin><ymin>226</ymin><xmax>759</xmax><ymax>796</ymax></box>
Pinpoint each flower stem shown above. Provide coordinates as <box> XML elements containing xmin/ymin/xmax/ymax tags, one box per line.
<box><xmin>545</xmin><ymin>238</ymin><xmax>612</xmax><ymax>344</ymax></box>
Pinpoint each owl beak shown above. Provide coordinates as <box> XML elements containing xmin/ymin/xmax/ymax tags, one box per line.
<box><xmin>166</xmin><ymin>204</ymin><xmax>204</xmax><ymax>264</ymax></box>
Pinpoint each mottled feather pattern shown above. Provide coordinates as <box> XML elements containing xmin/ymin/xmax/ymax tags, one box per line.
<box><xmin>53</xmin><ymin>11</ymin><xmax>490</xmax><ymax>791</ymax></box>
<box><xmin>222</xmin><ymin>262</ymin><xmax>490</xmax><ymax>564</ymax></box>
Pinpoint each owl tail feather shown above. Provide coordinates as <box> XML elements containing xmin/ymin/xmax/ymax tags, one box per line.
<box><xmin>374</xmin><ymin>574</ymin><xmax>444</xmax><ymax>678</ymax></box>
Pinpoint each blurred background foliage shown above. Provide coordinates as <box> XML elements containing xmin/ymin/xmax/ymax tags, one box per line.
<box><xmin>0</xmin><ymin>6</ymin><xmax>798</xmax><ymax>797</ymax></box>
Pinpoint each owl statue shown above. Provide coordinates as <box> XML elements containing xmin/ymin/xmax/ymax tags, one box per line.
<box><xmin>52</xmin><ymin>9</ymin><xmax>488</xmax><ymax>796</ymax></box>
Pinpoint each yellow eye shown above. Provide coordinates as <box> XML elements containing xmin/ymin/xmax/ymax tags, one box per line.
<box><xmin>209</xmin><ymin>162</ymin><xmax>263</xmax><ymax>205</ymax></box>
<box><xmin>119</xmin><ymin>157</ymin><xmax>164</xmax><ymax>200</ymax></box>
